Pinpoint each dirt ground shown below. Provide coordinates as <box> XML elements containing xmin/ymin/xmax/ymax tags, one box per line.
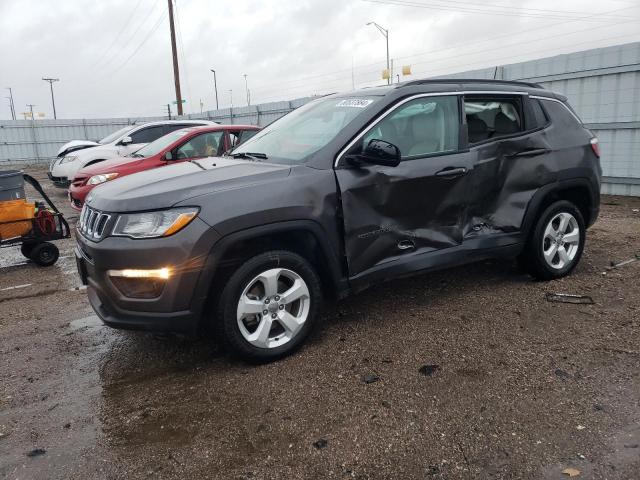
<box><xmin>0</xmin><ymin>166</ymin><xmax>639</xmax><ymax>480</ymax></box>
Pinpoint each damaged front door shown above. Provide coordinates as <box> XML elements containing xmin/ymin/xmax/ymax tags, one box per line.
<box><xmin>335</xmin><ymin>94</ymin><xmax>473</xmax><ymax>277</ymax></box>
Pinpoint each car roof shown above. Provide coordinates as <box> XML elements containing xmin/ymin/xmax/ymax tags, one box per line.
<box><xmin>131</xmin><ymin>119</ymin><xmax>219</xmax><ymax>129</ymax></box>
<box><xmin>172</xmin><ymin>124</ymin><xmax>260</xmax><ymax>134</ymax></box>
<box><xmin>330</xmin><ymin>78</ymin><xmax>553</xmax><ymax>99</ymax></box>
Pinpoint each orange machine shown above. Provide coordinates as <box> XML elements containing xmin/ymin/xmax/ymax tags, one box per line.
<box><xmin>0</xmin><ymin>199</ymin><xmax>35</xmax><ymax>240</ymax></box>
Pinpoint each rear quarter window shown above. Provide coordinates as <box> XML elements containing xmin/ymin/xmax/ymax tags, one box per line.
<box><xmin>530</xmin><ymin>99</ymin><xmax>549</xmax><ymax>128</ymax></box>
<box><xmin>537</xmin><ymin>98</ymin><xmax>583</xmax><ymax>130</ymax></box>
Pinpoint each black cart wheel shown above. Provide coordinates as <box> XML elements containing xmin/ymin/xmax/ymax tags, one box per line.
<box><xmin>30</xmin><ymin>242</ymin><xmax>60</xmax><ymax>267</ymax></box>
<box><xmin>20</xmin><ymin>242</ymin><xmax>37</xmax><ymax>259</ymax></box>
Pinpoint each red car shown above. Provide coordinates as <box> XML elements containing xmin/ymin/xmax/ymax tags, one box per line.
<box><xmin>68</xmin><ymin>124</ymin><xmax>259</xmax><ymax>210</ymax></box>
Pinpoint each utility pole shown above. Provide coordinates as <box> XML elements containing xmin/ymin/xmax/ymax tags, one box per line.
<box><xmin>367</xmin><ymin>22</ymin><xmax>390</xmax><ymax>85</ymax></box>
<box><xmin>210</xmin><ymin>69</ymin><xmax>219</xmax><ymax>110</ymax></box>
<box><xmin>166</xmin><ymin>104</ymin><xmax>172</xmax><ymax>119</ymax></box>
<box><xmin>42</xmin><ymin>78</ymin><xmax>59</xmax><ymax>119</ymax></box>
<box><xmin>26</xmin><ymin>104</ymin><xmax>36</xmax><ymax>121</ymax></box>
<box><xmin>243</xmin><ymin>74</ymin><xmax>250</xmax><ymax>106</ymax></box>
<box><xmin>167</xmin><ymin>0</ymin><xmax>183</xmax><ymax>115</ymax></box>
<box><xmin>6</xmin><ymin>87</ymin><xmax>16</xmax><ymax>120</ymax></box>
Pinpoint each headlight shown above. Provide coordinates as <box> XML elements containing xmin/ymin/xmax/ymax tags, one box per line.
<box><xmin>59</xmin><ymin>155</ymin><xmax>77</xmax><ymax>164</ymax></box>
<box><xmin>112</xmin><ymin>208</ymin><xmax>199</xmax><ymax>239</ymax></box>
<box><xmin>87</xmin><ymin>173</ymin><xmax>119</xmax><ymax>185</ymax></box>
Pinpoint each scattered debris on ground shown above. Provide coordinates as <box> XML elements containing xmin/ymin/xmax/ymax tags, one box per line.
<box><xmin>26</xmin><ymin>448</ymin><xmax>46</xmax><ymax>457</ymax></box>
<box><xmin>313</xmin><ymin>438</ymin><xmax>328</xmax><ymax>450</ymax></box>
<box><xmin>546</xmin><ymin>293</ymin><xmax>594</xmax><ymax>304</ymax></box>
<box><xmin>419</xmin><ymin>364</ymin><xmax>441</xmax><ymax>376</ymax></box>
<box><xmin>362</xmin><ymin>373</ymin><xmax>380</xmax><ymax>384</ymax></box>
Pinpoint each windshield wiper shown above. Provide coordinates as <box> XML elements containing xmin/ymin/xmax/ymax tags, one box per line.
<box><xmin>231</xmin><ymin>152</ymin><xmax>268</xmax><ymax>160</ymax></box>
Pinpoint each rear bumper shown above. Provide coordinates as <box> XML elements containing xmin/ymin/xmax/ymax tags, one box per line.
<box><xmin>74</xmin><ymin>218</ymin><xmax>221</xmax><ymax>335</ymax></box>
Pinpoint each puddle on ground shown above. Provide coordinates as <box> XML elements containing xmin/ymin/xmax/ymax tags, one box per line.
<box><xmin>69</xmin><ymin>315</ymin><xmax>103</xmax><ymax>332</ymax></box>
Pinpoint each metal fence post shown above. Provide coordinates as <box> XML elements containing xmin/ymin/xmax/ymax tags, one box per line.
<box><xmin>82</xmin><ymin>118</ymin><xmax>88</xmax><ymax>139</ymax></box>
<box><xmin>256</xmin><ymin>105</ymin><xmax>261</xmax><ymax>126</ymax></box>
<box><xmin>30</xmin><ymin>118</ymin><xmax>41</xmax><ymax>163</ymax></box>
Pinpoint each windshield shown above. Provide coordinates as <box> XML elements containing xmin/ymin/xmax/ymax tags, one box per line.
<box><xmin>131</xmin><ymin>129</ymin><xmax>191</xmax><ymax>157</ymax></box>
<box><xmin>232</xmin><ymin>96</ymin><xmax>380</xmax><ymax>163</ymax></box>
<box><xmin>99</xmin><ymin>125</ymin><xmax>136</xmax><ymax>145</ymax></box>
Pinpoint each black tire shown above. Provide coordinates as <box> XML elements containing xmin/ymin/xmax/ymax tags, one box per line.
<box><xmin>216</xmin><ymin>250</ymin><xmax>323</xmax><ymax>363</ymax></box>
<box><xmin>30</xmin><ymin>242</ymin><xmax>60</xmax><ymax>267</ymax></box>
<box><xmin>518</xmin><ymin>200</ymin><xmax>585</xmax><ymax>280</ymax></box>
<box><xmin>20</xmin><ymin>242</ymin><xmax>37</xmax><ymax>259</ymax></box>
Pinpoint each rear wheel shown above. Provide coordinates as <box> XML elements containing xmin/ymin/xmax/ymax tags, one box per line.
<box><xmin>21</xmin><ymin>242</ymin><xmax>37</xmax><ymax>259</ymax></box>
<box><xmin>216</xmin><ymin>250</ymin><xmax>323</xmax><ymax>362</ymax></box>
<box><xmin>518</xmin><ymin>200</ymin><xmax>585</xmax><ymax>280</ymax></box>
<box><xmin>30</xmin><ymin>242</ymin><xmax>59</xmax><ymax>267</ymax></box>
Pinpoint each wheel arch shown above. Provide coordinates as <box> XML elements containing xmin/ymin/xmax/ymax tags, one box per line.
<box><xmin>197</xmin><ymin>221</ymin><xmax>348</xmax><ymax>320</ymax></box>
<box><xmin>522</xmin><ymin>178</ymin><xmax>598</xmax><ymax>237</ymax></box>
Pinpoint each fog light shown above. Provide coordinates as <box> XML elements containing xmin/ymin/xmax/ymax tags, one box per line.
<box><xmin>108</xmin><ymin>268</ymin><xmax>171</xmax><ymax>298</ymax></box>
<box><xmin>109</xmin><ymin>268</ymin><xmax>171</xmax><ymax>279</ymax></box>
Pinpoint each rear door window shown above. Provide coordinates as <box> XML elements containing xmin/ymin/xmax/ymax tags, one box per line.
<box><xmin>130</xmin><ymin>126</ymin><xmax>166</xmax><ymax>144</ymax></box>
<box><xmin>464</xmin><ymin>96</ymin><xmax>523</xmax><ymax>143</ymax></box>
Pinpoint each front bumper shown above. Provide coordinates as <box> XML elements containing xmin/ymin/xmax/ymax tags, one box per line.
<box><xmin>47</xmin><ymin>171</ymin><xmax>71</xmax><ymax>188</ymax></box>
<box><xmin>74</xmin><ymin>218</ymin><xmax>221</xmax><ymax>334</ymax></box>
<box><xmin>68</xmin><ymin>184</ymin><xmax>91</xmax><ymax>211</ymax></box>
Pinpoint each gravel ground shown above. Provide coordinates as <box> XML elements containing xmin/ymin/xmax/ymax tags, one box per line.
<box><xmin>1</xmin><ymin>166</ymin><xmax>639</xmax><ymax>480</ymax></box>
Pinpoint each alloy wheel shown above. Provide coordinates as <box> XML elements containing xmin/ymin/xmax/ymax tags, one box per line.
<box><xmin>236</xmin><ymin>268</ymin><xmax>311</xmax><ymax>349</ymax></box>
<box><xmin>542</xmin><ymin>212</ymin><xmax>580</xmax><ymax>270</ymax></box>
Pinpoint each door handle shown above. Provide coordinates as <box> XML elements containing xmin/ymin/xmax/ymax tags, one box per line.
<box><xmin>397</xmin><ymin>239</ymin><xmax>415</xmax><ymax>251</ymax></box>
<box><xmin>508</xmin><ymin>148</ymin><xmax>551</xmax><ymax>158</ymax></box>
<box><xmin>435</xmin><ymin>167</ymin><xmax>467</xmax><ymax>178</ymax></box>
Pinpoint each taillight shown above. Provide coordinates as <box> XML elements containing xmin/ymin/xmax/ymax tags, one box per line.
<box><xmin>590</xmin><ymin>137</ymin><xmax>600</xmax><ymax>158</ymax></box>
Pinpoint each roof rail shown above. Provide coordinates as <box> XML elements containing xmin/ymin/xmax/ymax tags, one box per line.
<box><xmin>399</xmin><ymin>78</ymin><xmax>543</xmax><ymax>89</ymax></box>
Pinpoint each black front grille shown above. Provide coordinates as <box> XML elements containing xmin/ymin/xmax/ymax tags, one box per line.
<box><xmin>78</xmin><ymin>205</ymin><xmax>111</xmax><ymax>240</ymax></box>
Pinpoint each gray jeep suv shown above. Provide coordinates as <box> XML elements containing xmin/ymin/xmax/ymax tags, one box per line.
<box><xmin>75</xmin><ymin>79</ymin><xmax>601</xmax><ymax>362</ymax></box>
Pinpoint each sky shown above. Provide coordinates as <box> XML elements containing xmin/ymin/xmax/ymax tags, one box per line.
<box><xmin>1</xmin><ymin>0</ymin><xmax>639</xmax><ymax>120</ymax></box>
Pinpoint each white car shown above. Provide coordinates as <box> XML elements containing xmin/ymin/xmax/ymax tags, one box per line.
<box><xmin>48</xmin><ymin>120</ymin><xmax>216</xmax><ymax>187</ymax></box>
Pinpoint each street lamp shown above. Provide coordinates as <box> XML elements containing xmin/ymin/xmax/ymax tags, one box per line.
<box><xmin>42</xmin><ymin>78</ymin><xmax>60</xmax><ymax>119</ymax></box>
<box><xmin>243</xmin><ymin>74</ymin><xmax>251</xmax><ymax>106</ymax></box>
<box><xmin>210</xmin><ymin>69</ymin><xmax>219</xmax><ymax>111</ymax></box>
<box><xmin>229</xmin><ymin>89</ymin><xmax>233</xmax><ymax>109</ymax></box>
<box><xmin>366</xmin><ymin>22</ymin><xmax>390</xmax><ymax>85</ymax></box>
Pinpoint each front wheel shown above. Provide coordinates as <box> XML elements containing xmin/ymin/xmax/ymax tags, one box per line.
<box><xmin>216</xmin><ymin>250</ymin><xmax>323</xmax><ymax>362</ymax></box>
<box><xmin>518</xmin><ymin>200</ymin><xmax>585</xmax><ymax>280</ymax></box>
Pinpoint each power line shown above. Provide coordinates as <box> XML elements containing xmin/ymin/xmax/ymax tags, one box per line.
<box><xmin>362</xmin><ymin>0</ymin><xmax>638</xmax><ymax>22</ymax></box>
<box><xmin>248</xmin><ymin>3</ymin><xmax>640</xmax><ymax>98</ymax></box>
<box><xmin>91</xmin><ymin>0</ymin><xmax>146</xmax><ymax>69</ymax></box>
<box><xmin>252</xmin><ymin>24</ymin><xmax>640</xmax><ymax>103</ymax></box>
<box><xmin>107</xmin><ymin>9</ymin><xmax>168</xmax><ymax>75</ymax></box>
<box><xmin>98</xmin><ymin>1</ymin><xmax>162</xmax><ymax>71</ymax></box>
<box><xmin>408</xmin><ymin>0</ymin><xmax>635</xmax><ymax>19</ymax></box>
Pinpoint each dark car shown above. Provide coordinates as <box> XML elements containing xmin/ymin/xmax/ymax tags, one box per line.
<box><xmin>75</xmin><ymin>79</ymin><xmax>601</xmax><ymax>362</ymax></box>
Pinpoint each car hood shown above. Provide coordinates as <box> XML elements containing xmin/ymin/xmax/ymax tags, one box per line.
<box><xmin>76</xmin><ymin>156</ymin><xmax>145</xmax><ymax>177</ymax></box>
<box><xmin>86</xmin><ymin>157</ymin><xmax>291</xmax><ymax>213</ymax></box>
<box><xmin>57</xmin><ymin>140</ymin><xmax>100</xmax><ymax>157</ymax></box>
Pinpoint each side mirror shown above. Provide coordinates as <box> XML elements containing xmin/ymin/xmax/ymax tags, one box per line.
<box><xmin>120</xmin><ymin>136</ymin><xmax>133</xmax><ymax>145</ymax></box>
<box><xmin>349</xmin><ymin>139</ymin><xmax>401</xmax><ymax>167</ymax></box>
<box><xmin>164</xmin><ymin>151</ymin><xmax>173</xmax><ymax>161</ymax></box>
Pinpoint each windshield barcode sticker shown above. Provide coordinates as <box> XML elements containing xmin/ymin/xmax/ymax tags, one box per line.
<box><xmin>335</xmin><ymin>99</ymin><xmax>373</xmax><ymax>108</ymax></box>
